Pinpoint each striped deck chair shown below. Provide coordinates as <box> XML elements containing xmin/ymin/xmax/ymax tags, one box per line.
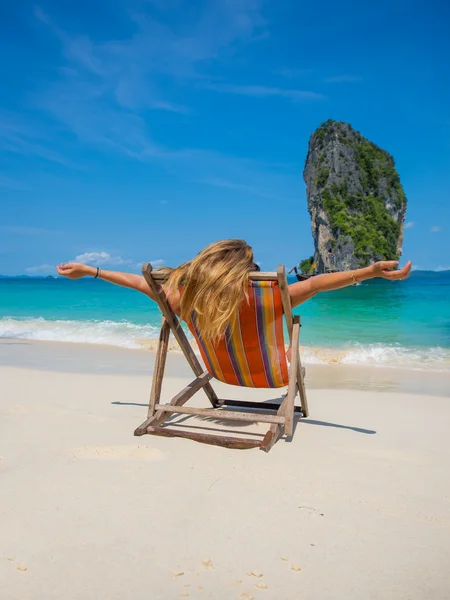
<box><xmin>134</xmin><ymin>263</ymin><xmax>309</xmax><ymax>452</ymax></box>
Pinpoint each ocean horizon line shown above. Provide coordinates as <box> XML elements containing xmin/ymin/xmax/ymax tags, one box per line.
<box><xmin>1</xmin><ymin>269</ymin><xmax>449</xmax><ymax>280</ymax></box>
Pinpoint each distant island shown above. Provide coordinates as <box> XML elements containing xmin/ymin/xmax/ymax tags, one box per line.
<box><xmin>300</xmin><ymin>120</ymin><xmax>407</xmax><ymax>275</ymax></box>
<box><xmin>0</xmin><ymin>275</ymin><xmax>59</xmax><ymax>279</ymax></box>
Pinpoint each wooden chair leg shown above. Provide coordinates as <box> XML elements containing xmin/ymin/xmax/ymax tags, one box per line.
<box><xmin>260</xmin><ymin>391</ymin><xmax>288</xmax><ymax>452</ymax></box>
<box><xmin>260</xmin><ymin>423</ymin><xmax>283</xmax><ymax>453</ymax></box>
<box><xmin>277</xmin><ymin>266</ymin><xmax>309</xmax><ymax>420</ymax></box>
<box><xmin>284</xmin><ymin>318</ymin><xmax>300</xmax><ymax>436</ymax></box>
<box><xmin>296</xmin><ymin>356</ymin><xmax>309</xmax><ymax>418</ymax></box>
<box><xmin>134</xmin><ymin>372</ymin><xmax>212</xmax><ymax>435</ymax></box>
<box><xmin>147</xmin><ymin>318</ymin><xmax>170</xmax><ymax>418</ymax></box>
<box><xmin>261</xmin><ymin>316</ymin><xmax>301</xmax><ymax>450</ymax></box>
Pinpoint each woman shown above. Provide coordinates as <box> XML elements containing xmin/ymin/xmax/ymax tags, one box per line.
<box><xmin>57</xmin><ymin>239</ymin><xmax>412</xmax><ymax>341</ymax></box>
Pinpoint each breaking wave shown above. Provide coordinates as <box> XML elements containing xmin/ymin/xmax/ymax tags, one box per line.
<box><xmin>1</xmin><ymin>317</ymin><xmax>449</xmax><ymax>371</ymax></box>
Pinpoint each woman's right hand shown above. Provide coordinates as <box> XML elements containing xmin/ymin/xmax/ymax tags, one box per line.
<box><xmin>56</xmin><ymin>263</ymin><xmax>93</xmax><ymax>279</ymax></box>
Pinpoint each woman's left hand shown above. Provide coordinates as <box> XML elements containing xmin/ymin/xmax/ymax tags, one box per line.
<box><xmin>370</xmin><ymin>260</ymin><xmax>412</xmax><ymax>281</ymax></box>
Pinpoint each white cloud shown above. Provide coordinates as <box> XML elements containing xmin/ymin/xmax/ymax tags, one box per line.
<box><xmin>72</xmin><ymin>251</ymin><xmax>165</xmax><ymax>270</ymax></box>
<box><xmin>404</xmin><ymin>221</ymin><xmax>414</xmax><ymax>229</ymax></box>
<box><xmin>25</xmin><ymin>264</ymin><xmax>55</xmax><ymax>274</ymax></box>
<box><xmin>134</xmin><ymin>259</ymin><xmax>165</xmax><ymax>271</ymax></box>
<box><xmin>27</xmin><ymin>250</ymin><xmax>148</xmax><ymax>275</ymax></box>
<box><xmin>324</xmin><ymin>75</ymin><xmax>362</xmax><ymax>83</ymax></box>
<box><xmin>74</xmin><ymin>251</ymin><xmax>133</xmax><ymax>266</ymax></box>
<box><xmin>435</xmin><ymin>266</ymin><xmax>450</xmax><ymax>272</ymax></box>
<box><xmin>430</xmin><ymin>226</ymin><xmax>442</xmax><ymax>232</ymax></box>
<box><xmin>202</xmin><ymin>83</ymin><xmax>325</xmax><ymax>101</ymax></box>
<box><xmin>26</xmin><ymin>252</ymin><xmax>157</xmax><ymax>275</ymax></box>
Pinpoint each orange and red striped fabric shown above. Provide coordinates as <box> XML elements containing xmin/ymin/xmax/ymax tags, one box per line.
<box><xmin>187</xmin><ymin>281</ymin><xmax>289</xmax><ymax>389</ymax></box>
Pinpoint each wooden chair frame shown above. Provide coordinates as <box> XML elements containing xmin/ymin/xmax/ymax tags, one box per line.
<box><xmin>134</xmin><ymin>263</ymin><xmax>309</xmax><ymax>452</ymax></box>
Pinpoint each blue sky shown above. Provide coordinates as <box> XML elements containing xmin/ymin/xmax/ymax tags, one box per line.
<box><xmin>1</xmin><ymin>0</ymin><xmax>449</xmax><ymax>275</ymax></box>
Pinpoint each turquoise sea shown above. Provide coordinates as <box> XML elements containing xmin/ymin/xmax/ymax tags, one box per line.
<box><xmin>0</xmin><ymin>272</ymin><xmax>449</xmax><ymax>371</ymax></box>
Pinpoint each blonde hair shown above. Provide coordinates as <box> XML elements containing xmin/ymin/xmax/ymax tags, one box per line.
<box><xmin>164</xmin><ymin>239</ymin><xmax>255</xmax><ymax>342</ymax></box>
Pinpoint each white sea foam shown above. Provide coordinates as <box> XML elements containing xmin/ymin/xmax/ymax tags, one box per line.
<box><xmin>301</xmin><ymin>343</ymin><xmax>450</xmax><ymax>371</ymax></box>
<box><xmin>0</xmin><ymin>317</ymin><xmax>160</xmax><ymax>349</ymax></box>
<box><xmin>1</xmin><ymin>317</ymin><xmax>449</xmax><ymax>371</ymax></box>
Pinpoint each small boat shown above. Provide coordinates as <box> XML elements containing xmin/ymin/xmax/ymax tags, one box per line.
<box><xmin>294</xmin><ymin>273</ymin><xmax>312</xmax><ymax>281</ymax></box>
<box><xmin>288</xmin><ymin>266</ymin><xmax>317</xmax><ymax>282</ymax></box>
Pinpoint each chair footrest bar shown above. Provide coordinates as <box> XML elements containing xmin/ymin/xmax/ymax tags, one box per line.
<box><xmin>219</xmin><ymin>399</ymin><xmax>304</xmax><ymax>414</ymax></box>
<box><xmin>147</xmin><ymin>427</ymin><xmax>260</xmax><ymax>449</ymax></box>
<box><xmin>154</xmin><ymin>404</ymin><xmax>285</xmax><ymax>424</ymax></box>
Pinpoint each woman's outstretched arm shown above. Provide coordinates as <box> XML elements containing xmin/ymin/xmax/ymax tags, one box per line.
<box><xmin>56</xmin><ymin>263</ymin><xmax>156</xmax><ymax>300</ymax></box>
<box><xmin>288</xmin><ymin>260</ymin><xmax>412</xmax><ymax>308</ymax></box>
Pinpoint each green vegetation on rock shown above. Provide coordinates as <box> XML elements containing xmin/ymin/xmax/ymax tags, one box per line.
<box><xmin>299</xmin><ymin>257</ymin><xmax>315</xmax><ymax>275</ymax></box>
<box><xmin>321</xmin><ymin>187</ymin><xmax>401</xmax><ymax>265</ymax></box>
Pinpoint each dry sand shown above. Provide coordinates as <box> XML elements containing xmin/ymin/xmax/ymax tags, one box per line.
<box><xmin>1</xmin><ymin>341</ymin><xmax>450</xmax><ymax>599</ymax></box>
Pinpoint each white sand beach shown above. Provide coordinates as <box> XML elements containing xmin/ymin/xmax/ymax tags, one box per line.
<box><xmin>1</xmin><ymin>340</ymin><xmax>450</xmax><ymax>599</ymax></box>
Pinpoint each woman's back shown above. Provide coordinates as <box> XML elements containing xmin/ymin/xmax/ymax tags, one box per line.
<box><xmin>187</xmin><ymin>279</ymin><xmax>289</xmax><ymax>388</ymax></box>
